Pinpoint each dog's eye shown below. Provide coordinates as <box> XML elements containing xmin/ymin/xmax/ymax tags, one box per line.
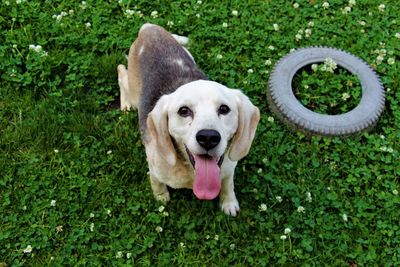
<box><xmin>218</xmin><ymin>104</ymin><xmax>230</xmax><ymax>115</ymax></box>
<box><xmin>178</xmin><ymin>106</ymin><xmax>193</xmax><ymax>117</ymax></box>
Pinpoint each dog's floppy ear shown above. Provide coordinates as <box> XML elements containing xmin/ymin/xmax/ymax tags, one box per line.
<box><xmin>146</xmin><ymin>96</ymin><xmax>177</xmax><ymax>166</ymax></box>
<box><xmin>228</xmin><ymin>90</ymin><xmax>260</xmax><ymax>162</ymax></box>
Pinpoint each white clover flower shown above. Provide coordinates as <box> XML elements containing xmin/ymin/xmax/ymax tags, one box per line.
<box><xmin>155</xmin><ymin>226</ymin><xmax>163</xmax><ymax>233</ymax></box>
<box><xmin>50</xmin><ymin>200</ymin><xmax>56</xmax><ymax>206</ymax></box>
<box><xmin>216</xmin><ymin>54</ymin><xmax>223</xmax><ymax>59</ymax></box>
<box><xmin>259</xmin><ymin>203</ymin><xmax>267</xmax><ymax>211</ymax></box>
<box><xmin>268</xmin><ymin>45</ymin><xmax>275</xmax><ymax>50</ymax></box>
<box><xmin>324</xmin><ymin>58</ymin><xmax>337</xmax><ymax>72</ymax></box>
<box><xmin>295</xmin><ymin>33</ymin><xmax>302</xmax><ymax>41</ymax></box>
<box><xmin>297</xmin><ymin>206</ymin><xmax>305</xmax><ymax>213</ymax></box>
<box><xmin>222</xmin><ymin>22</ymin><xmax>228</xmax><ymax>28</ymax></box>
<box><xmin>311</xmin><ymin>64</ymin><xmax>319</xmax><ymax>72</ymax></box>
<box><xmin>342</xmin><ymin>213</ymin><xmax>348</xmax><ymax>222</ymax></box>
<box><xmin>257</xmin><ymin>168</ymin><xmax>263</xmax><ymax>174</ymax></box>
<box><xmin>273</xmin><ymin>23</ymin><xmax>279</xmax><ymax>31</ymax></box>
<box><xmin>376</xmin><ymin>55</ymin><xmax>384</xmax><ymax>65</ymax></box>
<box><xmin>23</xmin><ymin>245</ymin><xmax>33</xmax><ymax>254</ymax></box>
<box><xmin>179</xmin><ymin>242</ymin><xmax>185</xmax><ymax>248</ymax></box>
<box><xmin>196</xmin><ymin>13</ymin><xmax>201</xmax><ymax>18</ymax></box>
<box><xmin>293</xmin><ymin>3</ymin><xmax>299</xmax><ymax>9</ymax></box>
<box><xmin>16</xmin><ymin>0</ymin><xmax>22</xmax><ymax>4</ymax></box>
<box><xmin>280</xmin><ymin>235</ymin><xmax>287</xmax><ymax>240</ymax></box>
<box><xmin>29</xmin><ymin>44</ymin><xmax>43</xmax><ymax>53</ymax></box>
<box><xmin>90</xmin><ymin>222</ymin><xmax>94</xmax><ymax>232</ymax></box>
<box><xmin>167</xmin><ymin>21</ymin><xmax>174</xmax><ymax>27</ymax></box>
<box><xmin>387</xmin><ymin>58</ymin><xmax>395</xmax><ymax>65</ymax></box>
<box><xmin>306</xmin><ymin>192</ymin><xmax>312</xmax><ymax>202</ymax></box>
<box><xmin>214</xmin><ymin>235</ymin><xmax>219</xmax><ymax>241</ymax></box>
<box><xmin>378</xmin><ymin>4</ymin><xmax>385</xmax><ymax>12</ymax></box>
<box><xmin>232</xmin><ymin>10</ymin><xmax>238</xmax><ymax>16</ymax></box>
<box><xmin>308</xmin><ymin>21</ymin><xmax>314</xmax><ymax>27</ymax></box>
<box><xmin>126</xmin><ymin>252</ymin><xmax>132</xmax><ymax>259</ymax></box>
<box><xmin>276</xmin><ymin>196</ymin><xmax>282</xmax><ymax>202</ymax></box>
<box><xmin>247</xmin><ymin>68</ymin><xmax>254</xmax><ymax>73</ymax></box>
<box><xmin>85</xmin><ymin>22</ymin><xmax>91</xmax><ymax>28</ymax></box>
<box><xmin>90</xmin><ymin>213</ymin><xmax>95</xmax><ymax>218</ymax></box>
<box><xmin>393</xmin><ymin>189</ymin><xmax>399</xmax><ymax>195</ymax></box>
<box><xmin>349</xmin><ymin>0</ymin><xmax>356</xmax><ymax>6</ymax></box>
<box><xmin>229</xmin><ymin>243</ymin><xmax>236</xmax><ymax>250</ymax></box>
<box><xmin>322</xmin><ymin>2</ymin><xmax>330</xmax><ymax>9</ymax></box>
<box><xmin>80</xmin><ymin>1</ymin><xmax>87</xmax><ymax>10</ymax></box>
<box><xmin>107</xmin><ymin>209</ymin><xmax>112</xmax><ymax>216</ymax></box>
<box><xmin>69</xmin><ymin>9</ymin><xmax>74</xmax><ymax>15</ymax></box>
<box><xmin>284</xmin><ymin>228</ymin><xmax>291</xmax><ymax>234</ymax></box>
<box><xmin>150</xmin><ymin>11</ymin><xmax>158</xmax><ymax>18</ymax></box>
<box><xmin>116</xmin><ymin>251</ymin><xmax>123</xmax><ymax>258</ymax></box>
<box><xmin>158</xmin><ymin>205</ymin><xmax>165</xmax><ymax>212</ymax></box>
<box><xmin>358</xmin><ymin>20</ymin><xmax>366</xmax><ymax>26</ymax></box>
<box><xmin>342</xmin><ymin>6</ymin><xmax>351</xmax><ymax>14</ymax></box>
<box><xmin>380</xmin><ymin>146</ymin><xmax>394</xmax><ymax>153</ymax></box>
<box><xmin>265</xmin><ymin>59</ymin><xmax>272</xmax><ymax>66</ymax></box>
<box><xmin>107</xmin><ymin>150</ymin><xmax>112</xmax><ymax>155</ymax></box>
<box><xmin>197</xmin><ymin>0</ymin><xmax>202</xmax><ymax>4</ymax></box>
<box><xmin>125</xmin><ymin>9</ymin><xmax>134</xmax><ymax>18</ymax></box>
<box><xmin>162</xmin><ymin>211</ymin><xmax>169</xmax><ymax>217</ymax></box>
<box><xmin>395</xmin><ymin>33</ymin><xmax>400</xmax><ymax>39</ymax></box>
<box><xmin>305</xmin><ymin>29</ymin><xmax>312</xmax><ymax>38</ymax></box>
<box><xmin>342</xmin><ymin>92</ymin><xmax>351</xmax><ymax>101</ymax></box>
<box><xmin>54</xmin><ymin>149</ymin><xmax>59</xmax><ymax>153</ymax></box>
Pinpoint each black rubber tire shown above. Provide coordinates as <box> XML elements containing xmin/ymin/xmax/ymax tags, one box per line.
<box><xmin>267</xmin><ymin>47</ymin><xmax>385</xmax><ymax>136</ymax></box>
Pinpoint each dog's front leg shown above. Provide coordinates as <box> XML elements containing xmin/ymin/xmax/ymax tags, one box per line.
<box><xmin>219</xmin><ymin>174</ymin><xmax>240</xmax><ymax>216</ymax></box>
<box><xmin>149</xmin><ymin>174</ymin><xmax>170</xmax><ymax>203</ymax></box>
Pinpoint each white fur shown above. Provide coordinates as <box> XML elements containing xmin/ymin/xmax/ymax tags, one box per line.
<box><xmin>146</xmin><ymin>80</ymin><xmax>258</xmax><ymax>216</ymax></box>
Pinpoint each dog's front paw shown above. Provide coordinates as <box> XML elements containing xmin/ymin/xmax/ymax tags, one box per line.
<box><xmin>154</xmin><ymin>191</ymin><xmax>170</xmax><ymax>204</ymax></box>
<box><xmin>220</xmin><ymin>198</ymin><xmax>240</xmax><ymax>216</ymax></box>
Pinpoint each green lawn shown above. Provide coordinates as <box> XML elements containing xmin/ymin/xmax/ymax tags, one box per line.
<box><xmin>1</xmin><ymin>0</ymin><xmax>399</xmax><ymax>266</ymax></box>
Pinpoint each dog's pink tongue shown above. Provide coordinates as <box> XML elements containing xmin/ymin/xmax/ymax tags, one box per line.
<box><xmin>193</xmin><ymin>155</ymin><xmax>221</xmax><ymax>200</ymax></box>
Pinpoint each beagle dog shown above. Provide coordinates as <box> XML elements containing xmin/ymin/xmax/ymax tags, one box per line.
<box><xmin>117</xmin><ymin>24</ymin><xmax>260</xmax><ymax>216</ymax></box>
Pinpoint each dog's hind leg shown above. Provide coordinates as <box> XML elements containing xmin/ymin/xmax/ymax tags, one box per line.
<box><xmin>118</xmin><ymin>36</ymin><xmax>143</xmax><ymax>111</ymax></box>
<box><xmin>117</xmin><ymin>64</ymin><xmax>135</xmax><ymax>111</ymax></box>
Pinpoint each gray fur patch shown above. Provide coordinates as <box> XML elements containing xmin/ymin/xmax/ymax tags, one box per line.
<box><xmin>138</xmin><ymin>27</ymin><xmax>207</xmax><ymax>135</ymax></box>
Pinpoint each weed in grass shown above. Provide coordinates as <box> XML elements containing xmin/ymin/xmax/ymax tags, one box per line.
<box><xmin>293</xmin><ymin>60</ymin><xmax>362</xmax><ymax>115</ymax></box>
<box><xmin>1</xmin><ymin>0</ymin><xmax>400</xmax><ymax>266</ymax></box>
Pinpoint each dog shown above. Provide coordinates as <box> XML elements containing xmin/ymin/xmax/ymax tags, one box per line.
<box><xmin>117</xmin><ymin>24</ymin><xmax>260</xmax><ymax>216</ymax></box>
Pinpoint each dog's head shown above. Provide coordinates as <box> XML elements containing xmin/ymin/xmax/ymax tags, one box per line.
<box><xmin>147</xmin><ymin>80</ymin><xmax>260</xmax><ymax>200</ymax></box>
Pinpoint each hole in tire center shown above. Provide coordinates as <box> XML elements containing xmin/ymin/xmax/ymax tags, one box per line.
<box><xmin>292</xmin><ymin>62</ymin><xmax>362</xmax><ymax>115</ymax></box>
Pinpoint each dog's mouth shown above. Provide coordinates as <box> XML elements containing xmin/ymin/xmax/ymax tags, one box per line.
<box><xmin>185</xmin><ymin>147</ymin><xmax>224</xmax><ymax>200</ymax></box>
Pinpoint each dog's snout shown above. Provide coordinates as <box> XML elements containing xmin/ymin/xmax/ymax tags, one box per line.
<box><xmin>196</xmin><ymin>129</ymin><xmax>221</xmax><ymax>151</ymax></box>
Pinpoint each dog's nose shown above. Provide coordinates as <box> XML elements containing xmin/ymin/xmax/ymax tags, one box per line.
<box><xmin>196</xmin><ymin>129</ymin><xmax>221</xmax><ymax>151</ymax></box>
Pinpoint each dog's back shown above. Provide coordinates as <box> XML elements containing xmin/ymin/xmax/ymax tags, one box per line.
<box><xmin>135</xmin><ymin>24</ymin><xmax>208</xmax><ymax>134</ymax></box>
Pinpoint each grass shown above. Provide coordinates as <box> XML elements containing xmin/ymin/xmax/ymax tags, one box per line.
<box><xmin>1</xmin><ymin>0</ymin><xmax>399</xmax><ymax>266</ymax></box>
